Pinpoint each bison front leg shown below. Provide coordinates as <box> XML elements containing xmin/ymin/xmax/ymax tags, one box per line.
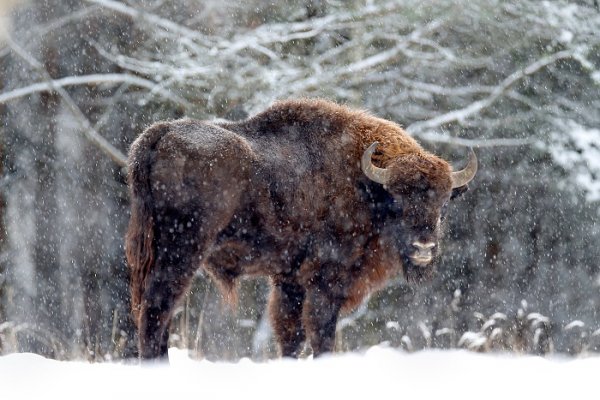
<box><xmin>301</xmin><ymin>265</ymin><xmax>347</xmax><ymax>357</ymax></box>
<box><xmin>302</xmin><ymin>287</ymin><xmax>342</xmax><ymax>356</ymax></box>
<box><xmin>269</xmin><ymin>278</ymin><xmax>306</xmax><ymax>358</ymax></box>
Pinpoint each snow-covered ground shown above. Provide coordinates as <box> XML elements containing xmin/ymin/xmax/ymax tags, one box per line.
<box><xmin>1</xmin><ymin>347</ymin><xmax>597</xmax><ymax>399</ymax></box>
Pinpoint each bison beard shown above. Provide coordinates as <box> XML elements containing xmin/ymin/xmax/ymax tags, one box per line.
<box><xmin>126</xmin><ymin>98</ymin><xmax>477</xmax><ymax>361</ymax></box>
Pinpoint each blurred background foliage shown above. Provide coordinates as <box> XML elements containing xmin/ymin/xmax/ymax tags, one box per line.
<box><xmin>0</xmin><ymin>0</ymin><xmax>599</xmax><ymax>360</ymax></box>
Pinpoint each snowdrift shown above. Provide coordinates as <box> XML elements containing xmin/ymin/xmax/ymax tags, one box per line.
<box><xmin>0</xmin><ymin>346</ymin><xmax>596</xmax><ymax>399</ymax></box>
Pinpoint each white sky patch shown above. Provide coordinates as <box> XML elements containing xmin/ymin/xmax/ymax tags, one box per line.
<box><xmin>1</xmin><ymin>347</ymin><xmax>600</xmax><ymax>399</ymax></box>
<box><xmin>549</xmin><ymin>120</ymin><xmax>600</xmax><ymax>202</ymax></box>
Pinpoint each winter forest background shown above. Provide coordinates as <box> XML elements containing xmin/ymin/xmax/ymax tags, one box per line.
<box><xmin>0</xmin><ymin>0</ymin><xmax>599</xmax><ymax>361</ymax></box>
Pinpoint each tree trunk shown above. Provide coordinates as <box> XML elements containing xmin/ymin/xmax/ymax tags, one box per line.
<box><xmin>0</xmin><ymin>55</ymin><xmax>7</xmax><ymax>329</ymax></box>
<box><xmin>0</xmin><ymin>138</ymin><xmax>6</xmax><ymax>328</ymax></box>
<box><xmin>30</xmin><ymin>45</ymin><xmax>68</xmax><ymax>358</ymax></box>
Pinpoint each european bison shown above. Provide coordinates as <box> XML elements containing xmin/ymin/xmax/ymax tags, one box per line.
<box><xmin>126</xmin><ymin>98</ymin><xmax>477</xmax><ymax>360</ymax></box>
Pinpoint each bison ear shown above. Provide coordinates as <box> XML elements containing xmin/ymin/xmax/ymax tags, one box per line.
<box><xmin>450</xmin><ymin>185</ymin><xmax>468</xmax><ymax>200</ymax></box>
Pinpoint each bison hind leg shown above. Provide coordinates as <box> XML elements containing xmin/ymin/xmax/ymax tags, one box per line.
<box><xmin>269</xmin><ymin>278</ymin><xmax>306</xmax><ymax>358</ymax></box>
<box><xmin>138</xmin><ymin>211</ymin><xmax>207</xmax><ymax>361</ymax></box>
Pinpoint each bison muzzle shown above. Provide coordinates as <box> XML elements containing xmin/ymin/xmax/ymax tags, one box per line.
<box><xmin>126</xmin><ymin>99</ymin><xmax>477</xmax><ymax>360</ymax></box>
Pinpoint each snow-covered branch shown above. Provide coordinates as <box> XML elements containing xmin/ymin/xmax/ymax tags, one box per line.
<box><xmin>7</xmin><ymin>0</ymin><xmax>599</xmax><ymax>163</ymax></box>
<box><xmin>406</xmin><ymin>50</ymin><xmax>577</xmax><ymax>135</ymax></box>
<box><xmin>416</xmin><ymin>132</ymin><xmax>535</xmax><ymax>148</ymax></box>
<box><xmin>0</xmin><ymin>73</ymin><xmax>189</xmax><ymax>107</ymax></box>
<box><xmin>217</xmin><ymin>1</ymin><xmax>405</xmax><ymax>55</ymax></box>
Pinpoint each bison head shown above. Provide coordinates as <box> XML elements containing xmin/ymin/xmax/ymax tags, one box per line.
<box><xmin>361</xmin><ymin>142</ymin><xmax>477</xmax><ymax>282</ymax></box>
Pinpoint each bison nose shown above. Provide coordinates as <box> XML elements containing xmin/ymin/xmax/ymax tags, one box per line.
<box><xmin>409</xmin><ymin>241</ymin><xmax>435</xmax><ymax>266</ymax></box>
<box><xmin>412</xmin><ymin>241</ymin><xmax>436</xmax><ymax>251</ymax></box>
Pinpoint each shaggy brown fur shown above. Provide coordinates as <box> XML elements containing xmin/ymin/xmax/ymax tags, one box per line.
<box><xmin>126</xmin><ymin>98</ymin><xmax>473</xmax><ymax>360</ymax></box>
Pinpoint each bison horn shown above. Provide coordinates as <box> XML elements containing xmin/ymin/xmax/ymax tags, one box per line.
<box><xmin>451</xmin><ymin>148</ymin><xmax>478</xmax><ymax>189</ymax></box>
<box><xmin>361</xmin><ymin>142</ymin><xmax>390</xmax><ymax>185</ymax></box>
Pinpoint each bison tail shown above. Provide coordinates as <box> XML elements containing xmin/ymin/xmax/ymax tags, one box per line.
<box><xmin>125</xmin><ymin>123</ymin><xmax>170</xmax><ymax>326</ymax></box>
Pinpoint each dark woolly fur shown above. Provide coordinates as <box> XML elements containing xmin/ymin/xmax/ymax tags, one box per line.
<box><xmin>126</xmin><ymin>98</ymin><xmax>471</xmax><ymax>360</ymax></box>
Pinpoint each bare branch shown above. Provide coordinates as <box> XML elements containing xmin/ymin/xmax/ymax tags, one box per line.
<box><xmin>417</xmin><ymin>131</ymin><xmax>536</xmax><ymax>148</ymax></box>
<box><xmin>271</xmin><ymin>20</ymin><xmax>443</xmax><ymax>99</ymax></box>
<box><xmin>0</xmin><ymin>73</ymin><xmax>190</xmax><ymax>107</ymax></box>
<box><xmin>219</xmin><ymin>2</ymin><xmax>406</xmax><ymax>55</ymax></box>
<box><xmin>407</xmin><ymin>50</ymin><xmax>576</xmax><ymax>135</ymax></box>
<box><xmin>6</xmin><ymin>36</ymin><xmax>128</xmax><ymax>169</ymax></box>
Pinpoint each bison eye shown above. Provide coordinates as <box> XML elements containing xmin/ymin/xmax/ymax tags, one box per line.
<box><xmin>389</xmin><ymin>200</ymin><xmax>403</xmax><ymax>216</ymax></box>
<box><xmin>451</xmin><ymin>185</ymin><xmax>469</xmax><ymax>199</ymax></box>
<box><xmin>391</xmin><ymin>196</ymin><xmax>403</xmax><ymax>207</ymax></box>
